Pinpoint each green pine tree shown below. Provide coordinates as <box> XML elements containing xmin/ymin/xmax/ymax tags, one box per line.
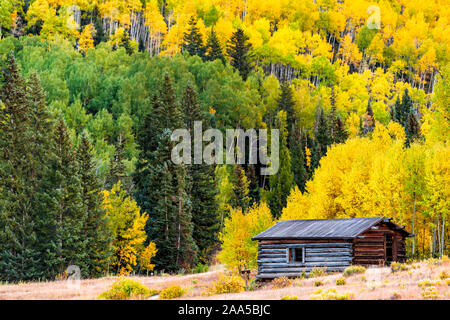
<box><xmin>77</xmin><ymin>132</ymin><xmax>112</xmax><ymax>277</ymax></box>
<box><xmin>45</xmin><ymin>117</ymin><xmax>87</xmax><ymax>278</ymax></box>
<box><xmin>246</xmin><ymin>164</ymin><xmax>261</xmax><ymax>206</ymax></box>
<box><xmin>267</xmin><ymin>111</ymin><xmax>294</xmax><ymax>218</ymax></box>
<box><xmin>181</xmin><ymin>84</ymin><xmax>219</xmax><ymax>262</ymax></box>
<box><xmin>393</xmin><ymin>89</ymin><xmax>413</xmax><ymax>127</ymax></box>
<box><xmin>405</xmin><ymin>112</ymin><xmax>421</xmax><ymax>147</ymax></box>
<box><xmin>106</xmin><ymin>134</ymin><xmax>131</xmax><ymax>191</ymax></box>
<box><xmin>205</xmin><ymin>28</ymin><xmax>225</xmax><ymax>63</ymax></box>
<box><xmin>277</xmin><ymin>78</ymin><xmax>296</xmax><ymax>138</ymax></box>
<box><xmin>0</xmin><ymin>55</ymin><xmax>43</xmax><ymax>282</ymax></box>
<box><xmin>182</xmin><ymin>16</ymin><xmax>206</xmax><ymax>59</ymax></box>
<box><xmin>226</xmin><ymin>28</ymin><xmax>253</xmax><ymax>81</ymax></box>
<box><xmin>290</xmin><ymin>126</ymin><xmax>307</xmax><ymax>192</ymax></box>
<box><xmin>231</xmin><ymin>164</ymin><xmax>251</xmax><ymax>211</ymax></box>
<box><xmin>134</xmin><ymin>75</ymin><xmax>197</xmax><ymax>272</ymax></box>
<box><xmin>314</xmin><ymin>106</ymin><xmax>331</xmax><ymax>159</ymax></box>
<box><xmin>334</xmin><ymin>116</ymin><xmax>348</xmax><ymax>143</ymax></box>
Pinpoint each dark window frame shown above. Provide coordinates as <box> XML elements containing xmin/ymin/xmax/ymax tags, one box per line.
<box><xmin>286</xmin><ymin>245</ymin><xmax>305</xmax><ymax>265</ymax></box>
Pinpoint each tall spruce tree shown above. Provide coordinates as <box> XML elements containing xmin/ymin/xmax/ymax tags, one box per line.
<box><xmin>182</xmin><ymin>16</ymin><xmax>206</xmax><ymax>59</ymax></box>
<box><xmin>0</xmin><ymin>55</ymin><xmax>43</xmax><ymax>282</ymax></box>
<box><xmin>267</xmin><ymin>111</ymin><xmax>294</xmax><ymax>218</ymax></box>
<box><xmin>181</xmin><ymin>84</ymin><xmax>219</xmax><ymax>262</ymax></box>
<box><xmin>227</xmin><ymin>28</ymin><xmax>252</xmax><ymax>81</ymax></box>
<box><xmin>231</xmin><ymin>164</ymin><xmax>251</xmax><ymax>211</ymax></box>
<box><xmin>393</xmin><ymin>89</ymin><xmax>413</xmax><ymax>127</ymax></box>
<box><xmin>106</xmin><ymin>134</ymin><xmax>131</xmax><ymax>191</ymax></box>
<box><xmin>277</xmin><ymin>78</ymin><xmax>296</xmax><ymax>138</ymax></box>
<box><xmin>205</xmin><ymin>28</ymin><xmax>225</xmax><ymax>64</ymax></box>
<box><xmin>45</xmin><ymin>117</ymin><xmax>87</xmax><ymax>278</ymax></box>
<box><xmin>290</xmin><ymin>126</ymin><xmax>307</xmax><ymax>192</ymax></box>
<box><xmin>314</xmin><ymin>106</ymin><xmax>331</xmax><ymax>159</ymax></box>
<box><xmin>334</xmin><ymin>116</ymin><xmax>348</xmax><ymax>143</ymax></box>
<box><xmin>246</xmin><ymin>164</ymin><xmax>261</xmax><ymax>206</ymax></box>
<box><xmin>77</xmin><ymin>132</ymin><xmax>112</xmax><ymax>277</ymax></box>
<box><xmin>134</xmin><ymin>74</ymin><xmax>197</xmax><ymax>272</ymax></box>
<box><xmin>405</xmin><ymin>112</ymin><xmax>421</xmax><ymax>147</ymax></box>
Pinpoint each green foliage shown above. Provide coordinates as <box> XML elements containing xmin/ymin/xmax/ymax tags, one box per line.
<box><xmin>231</xmin><ymin>165</ymin><xmax>251</xmax><ymax>211</ymax></box>
<box><xmin>281</xmin><ymin>295</ymin><xmax>299</xmax><ymax>300</ymax></box>
<box><xmin>227</xmin><ymin>28</ymin><xmax>252</xmax><ymax>81</ymax></box>
<box><xmin>97</xmin><ymin>278</ymin><xmax>152</xmax><ymax>300</ymax></box>
<box><xmin>134</xmin><ymin>74</ymin><xmax>197</xmax><ymax>272</ymax></box>
<box><xmin>192</xmin><ymin>263</ymin><xmax>209</xmax><ymax>274</ymax></box>
<box><xmin>182</xmin><ymin>16</ymin><xmax>206</xmax><ymax>59</ymax></box>
<box><xmin>182</xmin><ymin>84</ymin><xmax>220</xmax><ymax>262</ymax></box>
<box><xmin>205</xmin><ymin>28</ymin><xmax>225</xmax><ymax>63</ymax></box>
<box><xmin>266</xmin><ymin>111</ymin><xmax>294</xmax><ymax>218</ymax></box>
<box><xmin>77</xmin><ymin>133</ymin><xmax>113</xmax><ymax>277</ymax></box>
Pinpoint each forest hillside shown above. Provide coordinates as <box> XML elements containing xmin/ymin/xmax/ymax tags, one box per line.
<box><xmin>0</xmin><ymin>0</ymin><xmax>448</xmax><ymax>284</ymax></box>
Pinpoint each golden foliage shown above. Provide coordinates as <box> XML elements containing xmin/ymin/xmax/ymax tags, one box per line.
<box><xmin>102</xmin><ymin>182</ymin><xmax>157</xmax><ymax>275</ymax></box>
<box><xmin>218</xmin><ymin>202</ymin><xmax>274</xmax><ymax>272</ymax></box>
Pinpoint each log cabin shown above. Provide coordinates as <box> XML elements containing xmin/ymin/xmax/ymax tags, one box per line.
<box><xmin>252</xmin><ymin>217</ymin><xmax>413</xmax><ymax>280</ymax></box>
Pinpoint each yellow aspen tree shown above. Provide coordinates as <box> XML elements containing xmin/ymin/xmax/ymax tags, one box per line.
<box><xmin>218</xmin><ymin>203</ymin><xmax>274</xmax><ymax>273</ymax></box>
<box><xmin>102</xmin><ymin>182</ymin><xmax>156</xmax><ymax>275</ymax></box>
<box><xmin>78</xmin><ymin>23</ymin><xmax>96</xmax><ymax>54</ymax></box>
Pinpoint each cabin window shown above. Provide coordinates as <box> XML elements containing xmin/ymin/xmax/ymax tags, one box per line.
<box><xmin>287</xmin><ymin>247</ymin><xmax>304</xmax><ymax>264</ymax></box>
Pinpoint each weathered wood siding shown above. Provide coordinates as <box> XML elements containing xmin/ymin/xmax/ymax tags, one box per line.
<box><xmin>256</xmin><ymin>240</ymin><xmax>353</xmax><ymax>279</ymax></box>
<box><xmin>352</xmin><ymin>222</ymin><xmax>407</xmax><ymax>266</ymax></box>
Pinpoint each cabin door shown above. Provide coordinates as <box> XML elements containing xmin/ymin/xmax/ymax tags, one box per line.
<box><xmin>385</xmin><ymin>234</ymin><xmax>393</xmax><ymax>264</ymax></box>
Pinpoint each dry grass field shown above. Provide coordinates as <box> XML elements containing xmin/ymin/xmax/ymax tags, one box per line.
<box><xmin>0</xmin><ymin>259</ymin><xmax>448</xmax><ymax>300</ymax></box>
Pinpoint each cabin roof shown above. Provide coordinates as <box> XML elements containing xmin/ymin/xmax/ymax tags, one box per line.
<box><xmin>252</xmin><ymin>217</ymin><xmax>412</xmax><ymax>241</ymax></box>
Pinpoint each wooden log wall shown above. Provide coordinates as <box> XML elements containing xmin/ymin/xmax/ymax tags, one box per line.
<box><xmin>256</xmin><ymin>240</ymin><xmax>353</xmax><ymax>279</ymax></box>
<box><xmin>352</xmin><ymin>222</ymin><xmax>407</xmax><ymax>266</ymax></box>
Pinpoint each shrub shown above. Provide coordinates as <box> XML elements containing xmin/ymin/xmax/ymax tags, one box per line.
<box><xmin>271</xmin><ymin>276</ymin><xmax>293</xmax><ymax>289</ymax></box>
<box><xmin>247</xmin><ymin>279</ymin><xmax>261</xmax><ymax>291</ymax></box>
<box><xmin>292</xmin><ymin>278</ymin><xmax>304</xmax><ymax>287</ymax></box>
<box><xmin>391</xmin><ymin>262</ymin><xmax>410</xmax><ymax>273</ymax></box>
<box><xmin>193</xmin><ymin>263</ymin><xmax>209</xmax><ymax>274</ymax></box>
<box><xmin>310</xmin><ymin>288</ymin><xmax>353</xmax><ymax>300</ymax></box>
<box><xmin>281</xmin><ymin>295</ymin><xmax>298</xmax><ymax>300</ymax></box>
<box><xmin>97</xmin><ymin>278</ymin><xmax>152</xmax><ymax>300</ymax></box>
<box><xmin>203</xmin><ymin>274</ymin><xmax>245</xmax><ymax>296</ymax></box>
<box><xmin>417</xmin><ymin>279</ymin><xmax>441</xmax><ymax>289</ymax></box>
<box><xmin>421</xmin><ymin>286</ymin><xmax>440</xmax><ymax>300</ymax></box>
<box><xmin>439</xmin><ymin>271</ymin><xmax>449</xmax><ymax>280</ymax></box>
<box><xmin>314</xmin><ymin>280</ymin><xmax>323</xmax><ymax>287</ymax></box>
<box><xmin>336</xmin><ymin>277</ymin><xmax>346</xmax><ymax>286</ymax></box>
<box><xmin>159</xmin><ymin>285</ymin><xmax>186</xmax><ymax>299</ymax></box>
<box><xmin>391</xmin><ymin>291</ymin><xmax>401</xmax><ymax>300</ymax></box>
<box><xmin>343</xmin><ymin>265</ymin><xmax>366</xmax><ymax>277</ymax></box>
<box><xmin>309</xmin><ymin>267</ymin><xmax>327</xmax><ymax>278</ymax></box>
